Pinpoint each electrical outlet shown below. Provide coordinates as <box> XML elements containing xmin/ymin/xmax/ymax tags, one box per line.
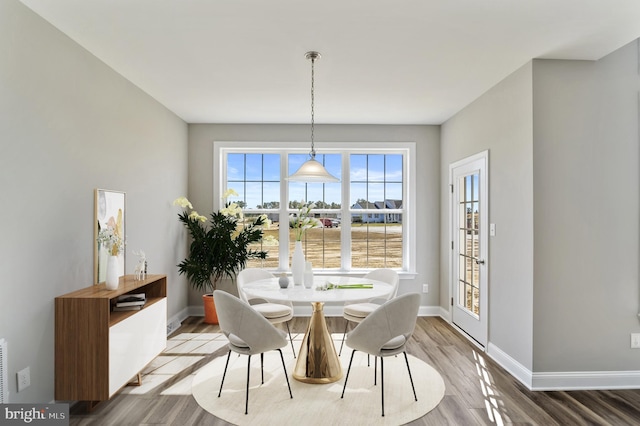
<box><xmin>422</xmin><ymin>284</ymin><xmax>428</xmax><ymax>293</ymax></box>
<box><xmin>17</xmin><ymin>367</ymin><xmax>30</xmax><ymax>392</ymax></box>
<box><xmin>631</xmin><ymin>333</ymin><xmax>640</xmax><ymax>349</ymax></box>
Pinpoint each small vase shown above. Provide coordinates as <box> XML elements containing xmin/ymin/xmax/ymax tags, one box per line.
<box><xmin>105</xmin><ymin>255</ymin><xmax>120</xmax><ymax>290</ymax></box>
<box><xmin>291</xmin><ymin>241</ymin><xmax>305</xmax><ymax>285</ymax></box>
<box><xmin>279</xmin><ymin>274</ymin><xmax>290</xmax><ymax>289</ymax></box>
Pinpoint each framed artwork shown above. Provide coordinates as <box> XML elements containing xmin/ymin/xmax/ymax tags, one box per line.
<box><xmin>94</xmin><ymin>189</ymin><xmax>126</xmax><ymax>284</ymax></box>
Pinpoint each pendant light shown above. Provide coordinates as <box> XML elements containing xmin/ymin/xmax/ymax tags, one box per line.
<box><xmin>287</xmin><ymin>51</ymin><xmax>340</xmax><ymax>183</ymax></box>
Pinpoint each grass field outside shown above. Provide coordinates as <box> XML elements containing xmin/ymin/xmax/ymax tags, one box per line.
<box><xmin>247</xmin><ymin>222</ymin><xmax>403</xmax><ymax>270</ymax></box>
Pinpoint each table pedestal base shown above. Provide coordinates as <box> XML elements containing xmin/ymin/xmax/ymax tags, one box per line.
<box><xmin>293</xmin><ymin>302</ymin><xmax>342</xmax><ymax>383</ymax></box>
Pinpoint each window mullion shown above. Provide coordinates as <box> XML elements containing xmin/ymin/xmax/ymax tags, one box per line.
<box><xmin>279</xmin><ymin>151</ymin><xmax>289</xmax><ymax>271</ymax></box>
<box><xmin>341</xmin><ymin>152</ymin><xmax>351</xmax><ymax>270</ymax></box>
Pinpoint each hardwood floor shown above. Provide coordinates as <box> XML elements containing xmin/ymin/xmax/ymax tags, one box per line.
<box><xmin>70</xmin><ymin>316</ymin><xmax>640</xmax><ymax>425</ymax></box>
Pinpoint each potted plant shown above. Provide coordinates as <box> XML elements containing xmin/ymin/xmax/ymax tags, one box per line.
<box><xmin>174</xmin><ymin>189</ymin><xmax>268</xmax><ymax>323</ymax></box>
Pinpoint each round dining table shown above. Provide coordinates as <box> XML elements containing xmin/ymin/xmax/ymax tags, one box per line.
<box><xmin>242</xmin><ymin>275</ymin><xmax>394</xmax><ymax>384</ymax></box>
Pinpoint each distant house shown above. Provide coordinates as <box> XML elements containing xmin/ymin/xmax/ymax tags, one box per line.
<box><xmin>351</xmin><ymin>199</ymin><xmax>403</xmax><ymax>223</ymax></box>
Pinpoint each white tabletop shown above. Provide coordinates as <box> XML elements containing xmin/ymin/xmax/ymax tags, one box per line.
<box><xmin>242</xmin><ymin>275</ymin><xmax>393</xmax><ymax>304</ymax></box>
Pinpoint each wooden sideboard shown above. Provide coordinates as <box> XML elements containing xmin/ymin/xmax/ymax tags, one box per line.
<box><xmin>55</xmin><ymin>274</ymin><xmax>167</xmax><ymax>405</ymax></box>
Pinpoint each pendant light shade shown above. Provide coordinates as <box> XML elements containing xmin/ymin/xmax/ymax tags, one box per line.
<box><xmin>287</xmin><ymin>51</ymin><xmax>340</xmax><ymax>183</ymax></box>
<box><xmin>288</xmin><ymin>157</ymin><xmax>340</xmax><ymax>182</ymax></box>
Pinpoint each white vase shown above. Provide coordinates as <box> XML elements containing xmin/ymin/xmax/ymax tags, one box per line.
<box><xmin>291</xmin><ymin>241</ymin><xmax>305</xmax><ymax>285</ymax></box>
<box><xmin>105</xmin><ymin>255</ymin><xmax>120</xmax><ymax>290</ymax></box>
<box><xmin>304</xmin><ymin>261</ymin><xmax>314</xmax><ymax>289</ymax></box>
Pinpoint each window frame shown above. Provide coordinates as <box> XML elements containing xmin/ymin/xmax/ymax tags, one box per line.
<box><xmin>213</xmin><ymin>141</ymin><xmax>416</xmax><ymax>275</ymax></box>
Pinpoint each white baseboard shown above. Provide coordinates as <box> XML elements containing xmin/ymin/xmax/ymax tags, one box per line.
<box><xmin>486</xmin><ymin>342</ymin><xmax>533</xmax><ymax>389</ymax></box>
<box><xmin>531</xmin><ymin>370</ymin><xmax>640</xmax><ymax>390</ymax></box>
<box><xmin>487</xmin><ymin>341</ymin><xmax>640</xmax><ymax>390</ymax></box>
<box><xmin>167</xmin><ymin>307</ymin><xmax>190</xmax><ymax>335</ymax></box>
<box><xmin>488</xmin><ymin>338</ymin><xmax>640</xmax><ymax>390</ymax></box>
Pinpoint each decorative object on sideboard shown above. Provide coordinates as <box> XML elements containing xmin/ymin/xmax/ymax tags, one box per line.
<box><xmin>173</xmin><ymin>190</ymin><xmax>269</xmax><ymax>324</ymax></box>
<box><xmin>105</xmin><ymin>255</ymin><xmax>119</xmax><ymax>290</ymax></box>
<box><xmin>133</xmin><ymin>250</ymin><xmax>146</xmax><ymax>281</ymax></box>
<box><xmin>94</xmin><ymin>189</ymin><xmax>126</xmax><ymax>285</ymax></box>
<box><xmin>97</xmin><ymin>218</ymin><xmax>125</xmax><ymax>290</ymax></box>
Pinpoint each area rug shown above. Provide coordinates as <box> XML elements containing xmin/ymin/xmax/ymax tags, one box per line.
<box><xmin>192</xmin><ymin>341</ymin><xmax>445</xmax><ymax>425</ymax></box>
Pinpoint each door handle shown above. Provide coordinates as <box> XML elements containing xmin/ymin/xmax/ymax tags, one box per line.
<box><xmin>475</xmin><ymin>259</ymin><xmax>485</xmax><ymax>265</ymax></box>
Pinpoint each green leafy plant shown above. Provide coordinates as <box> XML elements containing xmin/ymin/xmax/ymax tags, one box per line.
<box><xmin>173</xmin><ymin>190</ymin><xmax>268</xmax><ymax>293</ymax></box>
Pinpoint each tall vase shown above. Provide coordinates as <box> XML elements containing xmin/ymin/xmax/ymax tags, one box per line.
<box><xmin>291</xmin><ymin>241</ymin><xmax>305</xmax><ymax>285</ymax></box>
<box><xmin>105</xmin><ymin>255</ymin><xmax>120</xmax><ymax>290</ymax></box>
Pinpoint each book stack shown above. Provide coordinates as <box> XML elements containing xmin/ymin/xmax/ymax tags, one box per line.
<box><xmin>113</xmin><ymin>293</ymin><xmax>146</xmax><ymax>311</ymax></box>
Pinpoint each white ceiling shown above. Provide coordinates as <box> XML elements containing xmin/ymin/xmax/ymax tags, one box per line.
<box><xmin>19</xmin><ymin>0</ymin><xmax>640</xmax><ymax>125</ymax></box>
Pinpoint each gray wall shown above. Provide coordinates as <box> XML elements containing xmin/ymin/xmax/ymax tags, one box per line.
<box><xmin>532</xmin><ymin>41</ymin><xmax>640</xmax><ymax>371</ymax></box>
<box><xmin>187</xmin><ymin>124</ymin><xmax>441</xmax><ymax>307</ymax></box>
<box><xmin>0</xmin><ymin>0</ymin><xmax>189</xmax><ymax>403</ymax></box>
<box><xmin>442</xmin><ymin>39</ymin><xmax>640</xmax><ymax>375</ymax></box>
<box><xmin>441</xmin><ymin>64</ymin><xmax>535</xmax><ymax>369</ymax></box>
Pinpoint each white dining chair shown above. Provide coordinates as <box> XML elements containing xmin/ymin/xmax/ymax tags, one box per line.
<box><xmin>340</xmin><ymin>292</ymin><xmax>420</xmax><ymax>417</ymax></box>
<box><xmin>237</xmin><ymin>268</ymin><xmax>296</xmax><ymax>358</ymax></box>
<box><xmin>214</xmin><ymin>290</ymin><xmax>293</xmax><ymax>414</ymax></box>
<box><xmin>338</xmin><ymin>268</ymin><xmax>399</xmax><ymax>356</ymax></box>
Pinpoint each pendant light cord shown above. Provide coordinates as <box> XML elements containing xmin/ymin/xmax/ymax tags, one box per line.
<box><xmin>310</xmin><ymin>55</ymin><xmax>316</xmax><ymax>159</ymax></box>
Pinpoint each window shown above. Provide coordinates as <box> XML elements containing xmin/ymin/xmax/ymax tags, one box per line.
<box><xmin>214</xmin><ymin>142</ymin><xmax>416</xmax><ymax>274</ymax></box>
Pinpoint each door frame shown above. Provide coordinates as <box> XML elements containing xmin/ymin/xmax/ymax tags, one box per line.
<box><xmin>449</xmin><ymin>150</ymin><xmax>489</xmax><ymax>348</ymax></box>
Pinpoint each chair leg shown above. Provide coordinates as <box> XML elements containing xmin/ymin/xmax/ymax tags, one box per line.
<box><xmin>277</xmin><ymin>349</ymin><xmax>293</xmax><ymax>399</ymax></box>
<box><xmin>341</xmin><ymin>349</ymin><xmax>356</xmax><ymax>398</ymax></box>
<box><xmin>218</xmin><ymin>350</ymin><xmax>232</xmax><ymax>397</ymax></box>
<box><xmin>285</xmin><ymin>321</ymin><xmax>296</xmax><ymax>358</ymax></box>
<box><xmin>403</xmin><ymin>351</ymin><xmax>418</xmax><ymax>401</ymax></box>
<box><xmin>374</xmin><ymin>356</ymin><xmax>377</xmax><ymax>385</ymax></box>
<box><xmin>338</xmin><ymin>320</ymin><xmax>349</xmax><ymax>356</ymax></box>
<box><xmin>380</xmin><ymin>357</ymin><xmax>385</xmax><ymax>417</ymax></box>
<box><xmin>245</xmin><ymin>354</ymin><xmax>252</xmax><ymax>415</ymax></box>
<box><xmin>260</xmin><ymin>353</ymin><xmax>264</xmax><ymax>384</ymax></box>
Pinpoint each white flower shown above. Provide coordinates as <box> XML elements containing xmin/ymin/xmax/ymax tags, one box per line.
<box><xmin>222</xmin><ymin>188</ymin><xmax>239</xmax><ymax>199</ymax></box>
<box><xmin>188</xmin><ymin>211</ymin><xmax>207</xmax><ymax>222</ymax></box>
<box><xmin>97</xmin><ymin>227</ymin><xmax>124</xmax><ymax>256</ymax></box>
<box><xmin>259</xmin><ymin>214</ymin><xmax>271</xmax><ymax>229</ymax></box>
<box><xmin>173</xmin><ymin>197</ymin><xmax>193</xmax><ymax>209</ymax></box>
<box><xmin>290</xmin><ymin>201</ymin><xmax>320</xmax><ymax>241</ymax></box>
<box><xmin>220</xmin><ymin>202</ymin><xmax>243</xmax><ymax>218</ymax></box>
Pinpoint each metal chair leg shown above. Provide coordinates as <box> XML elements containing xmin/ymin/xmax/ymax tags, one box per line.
<box><xmin>260</xmin><ymin>353</ymin><xmax>264</xmax><ymax>384</ymax></box>
<box><xmin>245</xmin><ymin>355</ymin><xmax>252</xmax><ymax>415</ymax></box>
<box><xmin>374</xmin><ymin>356</ymin><xmax>377</xmax><ymax>385</ymax></box>
<box><xmin>278</xmin><ymin>349</ymin><xmax>293</xmax><ymax>399</ymax></box>
<box><xmin>218</xmin><ymin>350</ymin><xmax>232</xmax><ymax>397</ymax></box>
<box><xmin>380</xmin><ymin>357</ymin><xmax>385</xmax><ymax>417</ymax></box>
<box><xmin>338</xmin><ymin>321</ymin><xmax>349</xmax><ymax>356</ymax></box>
<box><xmin>285</xmin><ymin>321</ymin><xmax>296</xmax><ymax>358</ymax></box>
<box><xmin>403</xmin><ymin>351</ymin><xmax>417</xmax><ymax>401</ymax></box>
<box><xmin>341</xmin><ymin>349</ymin><xmax>357</xmax><ymax>398</ymax></box>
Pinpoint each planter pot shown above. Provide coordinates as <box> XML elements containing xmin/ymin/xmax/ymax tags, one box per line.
<box><xmin>202</xmin><ymin>293</ymin><xmax>219</xmax><ymax>324</ymax></box>
<box><xmin>105</xmin><ymin>255</ymin><xmax>120</xmax><ymax>290</ymax></box>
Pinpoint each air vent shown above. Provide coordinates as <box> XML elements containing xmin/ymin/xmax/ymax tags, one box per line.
<box><xmin>0</xmin><ymin>338</ymin><xmax>7</xmax><ymax>403</ymax></box>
